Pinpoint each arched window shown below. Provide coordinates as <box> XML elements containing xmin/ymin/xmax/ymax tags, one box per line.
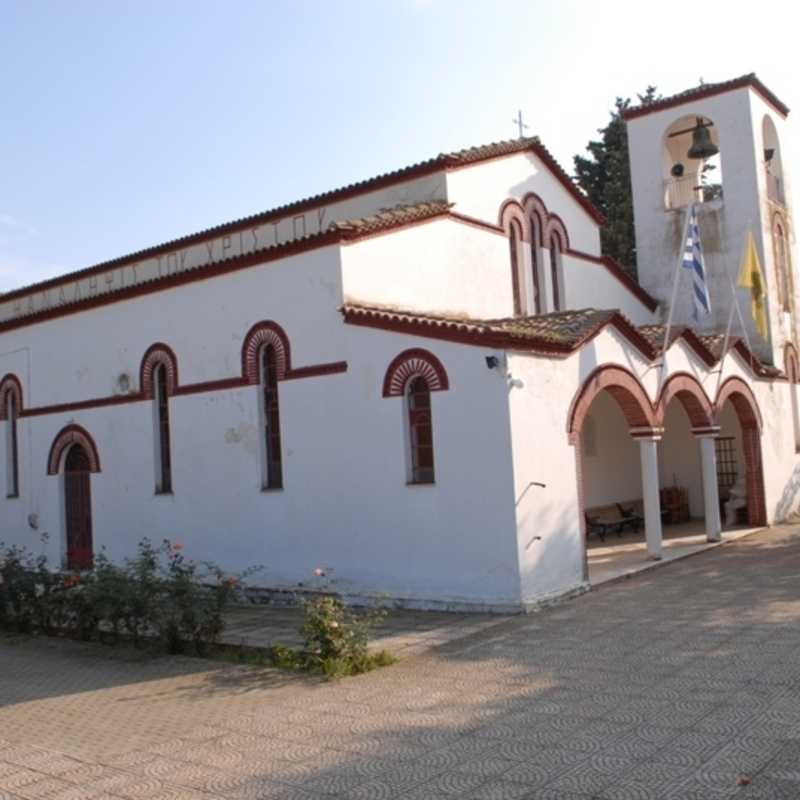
<box><xmin>663</xmin><ymin>115</ymin><xmax>723</xmax><ymax>210</ymax></box>
<box><xmin>549</xmin><ymin>234</ymin><xmax>563</xmax><ymax>312</ymax></box>
<box><xmin>763</xmin><ymin>115</ymin><xmax>785</xmax><ymax>206</ymax></box>
<box><xmin>407</xmin><ymin>376</ymin><xmax>435</xmax><ymax>484</ymax></box>
<box><xmin>509</xmin><ymin>218</ymin><xmax>524</xmax><ymax>316</ymax></box>
<box><xmin>260</xmin><ymin>344</ymin><xmax>283</xmax><ymax>489</ymax></box>
<box><xmin>529</xmin><ymin>212</ymin><xmax>543</xmax><ymax>315</ymax></box>
<box><xmin>5</xmin><ymin>391</ymin><xmax>19</xmax><ymax>498</ymax></box>
<box><xmin>773</xmin><ymin>217</ymin><xmax>793</xmax><ymax>314</ymax></box>
<box><xmin>786</xmin><ymin>348</ymin><xmax>800</xmax><ymax>453</ymax></box>
<box><xmin>383</xmin><ymin>349</ymin><xmax>447</xmax><ymax>485</ymax></box>
<box><xmin>154</xmin><ymin>364</ymin><xmax>172</xmax><ymax>493</ymax></box>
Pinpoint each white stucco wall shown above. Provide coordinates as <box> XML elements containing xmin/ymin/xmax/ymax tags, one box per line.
<box><xmin>0</xmin><ymin>241</ymin><xmax>523</xmax><ymax>609</ymax></box>
<box><xmin>341</xmin><ymin>217</ymin><xmax>514</xmax><ymax>319</ymax></box>
<box><xmin>562</xmin><ymin>254</ymin><xmax>657</xmax><ymax>325</ymax></box>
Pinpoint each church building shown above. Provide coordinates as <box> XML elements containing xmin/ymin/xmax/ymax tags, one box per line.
<box><xmin>1</xmin><ymin>73</ymin><xmax>797</xmax><ymax>611</ymax></box>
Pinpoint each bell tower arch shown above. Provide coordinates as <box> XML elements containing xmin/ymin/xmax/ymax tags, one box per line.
<box><xmin>625</xmin><ymin>75</ymin><xmax>795</xmax><ymax>365</ymax></box>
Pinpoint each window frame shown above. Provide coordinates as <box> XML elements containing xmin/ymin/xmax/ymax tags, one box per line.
<box><xmin>260</xmin><ymin>343</ymin><xmax>284</xmax><ymax>490</ymax></box>
<box><xmin>5</xmin><ymin>391</ymin><xmax>19</xmax><ymax>499</ymax></box>
<box><xmin>406</xmin><ymin>375</ymin><xmax>435</xmax><ymax>485</ymax></box>
<box><xmin>549</xmin><ymin>233</ymin><xmax>563</xmax><ymax>312</ymax></box>
<box><xmin>509</xmin><ymin>218</ymin><xmax>524</xmax><ymax>317</ymax></box>
<box><xmin>154</xmin><ymin>363</ymin><xmax>173</xmax><ymax>494</ymax></box>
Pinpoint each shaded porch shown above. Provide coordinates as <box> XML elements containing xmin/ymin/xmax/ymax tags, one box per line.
<box><xmin>587</xmin><ymin>520</ymin><xmax>763</xmax><ymax>585</ymax></box>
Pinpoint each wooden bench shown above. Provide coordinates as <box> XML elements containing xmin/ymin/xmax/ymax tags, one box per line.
<box><xmin>585</xmin><ymin>500</ymin><xmax>645</xmax><ymax>542</ymax></box>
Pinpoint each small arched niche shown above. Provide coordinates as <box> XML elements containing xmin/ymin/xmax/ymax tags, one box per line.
<box><xmin>662</xmin><ymin>114</ymin><xmax>723</xmax><ymax>210</ymax></box>
<box><xmin>763</xmin><ymin>115</ymin><xmax>785</xmax><ymax>206</ymax></box>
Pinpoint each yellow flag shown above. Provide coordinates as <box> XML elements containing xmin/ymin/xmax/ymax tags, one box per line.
<box><xmin>737</xmin><ymin>231</ymin><xmax>768</xmax><ymax>339</ymax></box>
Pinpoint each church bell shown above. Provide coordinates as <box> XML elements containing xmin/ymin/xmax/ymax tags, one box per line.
<box><xmin>687</xmin><ymin>117</ymin><xmax>719</xmax><ymax>160</ymax></box>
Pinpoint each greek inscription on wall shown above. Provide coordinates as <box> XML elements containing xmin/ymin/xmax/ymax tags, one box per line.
<box><xmin>1</xmin><ymin>206</ymin><xmax>330</xmax><ymax>323</ymax></box>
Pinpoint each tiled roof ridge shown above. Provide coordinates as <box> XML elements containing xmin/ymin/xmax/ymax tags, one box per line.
<box><xmin>329</xmin><ymin>201</ymin><xmax>453</xmax><ymax>233</ymax></box>
<box><xmin>640</xmin><ymin>324</ymin><xmax>783</xmax><ymax>378</ymax></box>
<box><xmin>623</xmin><ymin>73</ymin><xmax>789</xmax><ymax>120</ymax></box>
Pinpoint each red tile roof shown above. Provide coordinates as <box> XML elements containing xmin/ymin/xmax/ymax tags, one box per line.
<box><xmin>342</xmin><ymin>304</ymin><xmax>654</xmax><ymax>358</ymax></box>
<box><xmin>342</xmin><ymin>303</ymin><xmax>783</xmax><ymax>380</ymax></box>
<box><xmin>623</xmin><ymin>73</ymin><xmax>789</xmax><ymax>121</ymax></box>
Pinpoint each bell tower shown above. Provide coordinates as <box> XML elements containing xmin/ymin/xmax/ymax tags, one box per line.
<box><xmin>625</xmin><ymin>74</ymin><xmax>795</xmax><ymax>365</ymax></box>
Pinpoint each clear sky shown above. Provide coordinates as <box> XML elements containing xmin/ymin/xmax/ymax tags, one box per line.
<box><xmin>1</xmin><ymin>0</ymin><xmax>796</xmax><ymax>292</ymax></box>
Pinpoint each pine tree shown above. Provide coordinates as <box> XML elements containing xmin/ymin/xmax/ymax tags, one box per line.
<box><xmin>574</xmin><ymin>87</ymin><xmax>659</xmax><ymax>279</ymax></box>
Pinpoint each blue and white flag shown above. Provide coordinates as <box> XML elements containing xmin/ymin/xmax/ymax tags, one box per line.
<box><xmin>681</xmin><ymin>204</ymin><xmax>711</xmax><ymax>320</ymax></box>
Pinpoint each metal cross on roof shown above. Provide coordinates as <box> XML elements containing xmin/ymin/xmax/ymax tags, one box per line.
<box><xmin>512</xmin><ymin>109</ymin><xmax>529</xmax><ymax>139</ymax></box>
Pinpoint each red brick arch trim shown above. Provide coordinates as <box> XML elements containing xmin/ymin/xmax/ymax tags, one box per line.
<box><xmin>47</xmin><ymin>424</ymin><xmax>101</xmax><ymax>475</ymax></box>
<box><xmin>656</xmin><ymin>372</ymin><xmax>714</xmax><ymax>428</ymax></box>
<box><xmin>140</xmin><ymin>343</ymin><xmax>179</xmax><ymax>398</ymax></box>
<box><xmin>567</xmin><ymin>364</ymin><xmax>656</xmax><ymax>444</ymax></box>
<box><xmin>784</xmin><ymin>343</ymin><xmax>799</xmax><ymax>383</ymax></box>
<box><xmin>714</xmin><ymin>376</ymin><xmax>762</xmax><ymax>431</ymax></box>
<box><xmin>544</xmin><ymin>214</ymin><xmax>570</xmax><ymax>250</ymax></box>
<box><xmin>713</xmin><ymin>376</ymin><xmax>766</xmax><ymax>526</ymax></box>
<box><xmin>522</xmin><ymin>193</ymin><xmax>548</xmax><ymax>247</ymax></box>
<box><xmin>498</xmin><ymin>199</ymin><xmax>531</xmax><ymax>242</ymax></box>
<box><xmin>242</xmin><ymin>321</ymin><xmax>291</xmax><ymax>384</ymax></box>
<box><xmin>382</xmin><ymin>348</ymin><xmax>449</xmax><ymax>397</ymax></box>
<box><xmin>0</xmin><ymin>374</ymin><xmax>23</xmax><ymax>420</ymax></box>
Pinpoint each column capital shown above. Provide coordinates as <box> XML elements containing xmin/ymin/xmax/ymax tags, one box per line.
<box><xmin>692</xmin><ymin>426</ymin><xmax>721</xmax><ymax>439</ymax></box>
<box><xmin>629</xmin><ymin>426</ymin><xmax>664</xmax><ymax>441</ymax></box>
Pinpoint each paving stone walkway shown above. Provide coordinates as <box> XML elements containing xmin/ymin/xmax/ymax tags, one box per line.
<box><xmin>2</xmin><ymin>525</ymin><xmax>800</xmax><ymax>799</ymax></box>
<box><xmin>221</xmin><ymin>606</ymin><xmax>511</xmax><ymax>658</ymax></box>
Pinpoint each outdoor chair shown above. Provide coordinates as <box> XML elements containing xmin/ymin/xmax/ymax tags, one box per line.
<box><xmin>616</xmin><ymin>503</ymin><xmax>644</xmax><ymax>533</ymax></box>
<box><xmin>584</xmin><ymin>513</ymin><xmax>622</xmax><ymax>542</ymax></box>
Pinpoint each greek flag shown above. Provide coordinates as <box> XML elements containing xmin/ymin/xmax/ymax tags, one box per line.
<box><xmin>681</xmin><ymin>205</ymin><xmax>711</xmax><ymax>320</ymax></box>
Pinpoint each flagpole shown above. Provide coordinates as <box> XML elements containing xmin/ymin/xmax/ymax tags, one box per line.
<box><xmin>722</xmin><ymin>223</ymin><xmax>758</xmax><ymax>381</ymax></box>
<box><xmin>660</xmin><ymin>203</ymin><xmax>694</xmax><ymax>373</ymax></box>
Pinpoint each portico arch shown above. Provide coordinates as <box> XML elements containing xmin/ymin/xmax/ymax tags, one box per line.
<box><xmin>568</xmin><ymin>365</ymin><xmax>656</xmax><ymax>444</ymax></box>
<box><xmin>656</xmin><ymin>372</ymin><xmax>714</xmax><ymax>429</ymax></box>
<box><xmin>569</xmin><ymin>365</ymin><xmax>663</xmax><ymax>570</ymax></box>
<box><xmin>714</xmin><ymin>377</ymin><xmax>767</xmax><ymax>527</ymax></box>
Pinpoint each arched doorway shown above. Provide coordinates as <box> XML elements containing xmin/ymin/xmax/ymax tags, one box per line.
<box><xmin>47</xmin><ymin>424</ymin><xmax>101</xmax><ymax>571</ymax></box>
<box><xmin>656</xmin><ymin>373</ymin><xmax>721</xmax><ymax>543</ymax></box>
<box><xmin>568</xmin><ymin>365</ymin><xmax>662</xmax><ymax>577</ymax></box>
<box><xmin>715</xmin><ymin>378</ymin><xmax>767</xmax><ymax>527</ymax></box>
<box><xmin>65</xmin><ymin>444</ymin><xmax>93</xmax><ymax>570</ymax></box>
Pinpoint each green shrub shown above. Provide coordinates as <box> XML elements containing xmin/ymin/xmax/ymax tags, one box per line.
<box><xmin>0</xmin><ymin>537</ymin><xmax>246</xmax><ymax>655</ymax></box>
<box><xmin>269</xmin><ymin>589</ymin><xmax>396</xmax><ymax>678</ymax></box>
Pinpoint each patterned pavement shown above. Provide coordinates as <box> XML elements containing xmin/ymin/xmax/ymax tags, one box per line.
<box><xmin>2</xmin><ymin>525</ymin><xmax>800</xmax><ymax>799</ymax></box>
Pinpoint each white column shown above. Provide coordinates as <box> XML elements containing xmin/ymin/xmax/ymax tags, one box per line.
<box><xmin>697</xmin><ymin>433</ymin><xmax>722</xmax><ymax>542</ymax></box>
<box><xmin>637</xmin><ymin>435</ymin><xmax>663</xmax><ymax>560</ymax></box>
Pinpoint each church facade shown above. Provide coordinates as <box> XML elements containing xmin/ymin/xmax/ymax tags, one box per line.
<box><xmin>1</xmin><ymin>74</ymin><xmax>798</xmax><ymax>611</ymax></box>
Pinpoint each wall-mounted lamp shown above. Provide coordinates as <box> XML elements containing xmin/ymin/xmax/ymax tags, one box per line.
<box><xmin>485</xmin><ymin>355</ymin><xmax>500</xmax><ymax>370</ymax></box>
<box><xmin>765</xmin><ymin>148</ymin><xmax>775</xmax><ymax>163</ymax></box>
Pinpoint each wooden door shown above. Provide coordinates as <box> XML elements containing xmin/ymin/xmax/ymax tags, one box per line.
<box><xmin>65</xmin><ymin>444</ymin><xmax>93</xmax><ymax>570</ymax></box>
